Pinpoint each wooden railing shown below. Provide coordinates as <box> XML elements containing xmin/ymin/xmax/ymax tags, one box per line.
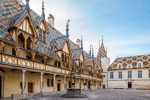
<box><xmin>0</xmin><ymin>54</ymin><xmax>70</xmax><ymax>75</ymax></box>
<box><xmin>0</xmin><ymin>54</ymin><xmax>101</xmax><ymax>81</ymax></box>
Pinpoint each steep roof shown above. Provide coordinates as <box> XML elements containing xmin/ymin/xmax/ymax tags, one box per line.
<box><xmin>109</xmin><ymin>54</ymin><xmax>150</xmax><ymax>70</ymax></box>
<box><xmin>0</xmin><ymin>0</ymin><xmax>101</xmax><ymax>72</ymax></box>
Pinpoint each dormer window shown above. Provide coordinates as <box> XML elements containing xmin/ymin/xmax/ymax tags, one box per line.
<box><xmin>118</xmin><ymin>63</ymin><xmax>123</xmax><ymax>69</ymax></box>
<box><xmin>38</xmin><ymin>29</ymin><xmax>46</xmax><ymax>42</ymax></box>
<box><xmin>137</xmin><ymin>61</ymin><xmax>143</xmax><ymax>68</ymax></box>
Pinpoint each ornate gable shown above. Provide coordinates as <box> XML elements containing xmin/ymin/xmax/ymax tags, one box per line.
<box><xmin>16</xmin><ymin>11</ymin><xmax>37</xmax><ymax>37</ymax></box>
<box><xmin>63</xmin><ymin>42</ymin><xmax>70</xmax><ymax>54</ymax></box>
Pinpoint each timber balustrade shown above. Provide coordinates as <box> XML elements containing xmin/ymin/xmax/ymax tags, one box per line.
<box><xmin>0</xmin><ymin>53</ymin><xmax>101</xmax><ymax>81</ymax></box>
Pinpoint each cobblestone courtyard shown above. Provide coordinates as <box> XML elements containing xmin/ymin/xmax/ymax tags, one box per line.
<box><xmin>36</xmin><ymin>89</ymin><xmax>150</xmax><ymax>100</ymax></box>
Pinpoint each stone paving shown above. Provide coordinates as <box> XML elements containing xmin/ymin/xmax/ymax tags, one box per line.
<box><xmin>34</xmin><ymin>89</ymin><xmax>150</xmax><ymax>100</ymax></box>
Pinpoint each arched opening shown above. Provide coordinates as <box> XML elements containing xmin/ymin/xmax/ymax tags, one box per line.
<box><xmin>62</xmin><ymin>54</ymin><xmax>64</xmax><ymax>62</ymax></box>
<box><xmin>26</xmin><ymin>37</ymin><xmax>32</xmax><ymax>50</ymax></box>
<box><xmin>12</xmin><ymin>48</ymin><xmax>16</xmax><ymax>56</ymax></box>
<box><xmin>18</xmin><ymin>33</ymin><xmax>25</xmax><ymax>48</ymax></box>
<box><xmin>26</xmin><ymin>52</ymin><xmax>32</xmax><ymax>60</ymax></box>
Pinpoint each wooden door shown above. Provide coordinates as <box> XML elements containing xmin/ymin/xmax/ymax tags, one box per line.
<box><xmin>28</xmin><ymin>82</ymin><xmax>33</xmax><ymax>93</ymax></box>
<box><xmin>57</xmin><ymin>83</ymin><xmax>61</xmax><ymax>91</ymax></box>
<box><xmin>128</xmin><ymin>82</ymin><xmax>132</xmax><ymax>88</ymax></box>
<box><xmin>0</xmin><ymin>76</ymin><xmax>1</xmax><ymax>98</ymax></box>
<box><xmin>88</xmin><ymin>81</ymin><xmax>91</xmax><ymax>90</ymax></box>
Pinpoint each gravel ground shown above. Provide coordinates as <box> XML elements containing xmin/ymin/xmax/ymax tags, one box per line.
<box><xmin>34</xmin><ymin>89</ymin><xmax>150</xmax><ymax>100</ymax></box>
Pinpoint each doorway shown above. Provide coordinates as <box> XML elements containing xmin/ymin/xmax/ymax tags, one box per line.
<box><xmin>0</xmin><ymin>76</ymin><xmax>2</xmax><ymax>98</ymax></box>
<box><xmin>28</xmin><ymin>82</ymin><xmax>33</xmax><ymax>93</ymax></box>
<box><xmin>88</xmin><ymin>81</ymin><xmax>91</xmax><ymax>90</ymax></box>
<box><xmin>68</xmin><ymin>80</ymin><xmax>71</xmax><ymax>88</ymax></box>
<box><xmin>128</xmin><ymin>82</ymin><xmax>132</xmax><ymax>88</ymax></box>
<box><xmin>103</xmin><ymin>85</ymin><xmax>105</xmax><ymax>89</ymax></box>
<box><xmin>57</xmin><ymin>83</ymin><xmax>61</xmax><ymax>91</ymax></box>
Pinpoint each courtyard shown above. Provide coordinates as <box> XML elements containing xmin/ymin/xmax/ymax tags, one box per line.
<box><xmin>36</xmin><ymin>89</ymin><xmax>150</xmax><ymax>100</ymax></box>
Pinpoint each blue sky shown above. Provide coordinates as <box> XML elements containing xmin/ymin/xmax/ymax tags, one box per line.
<box><xmin>23</xmin><ymin>0</ymin><xmax>150</xmax><ymax>62</ymax></box>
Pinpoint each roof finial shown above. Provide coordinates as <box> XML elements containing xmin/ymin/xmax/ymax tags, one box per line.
<box><xmin>89</xmin><ymin>45</ymin><xmax>92</xmax><ymax>57</ymax></box>
<box><xmin>81</xmin><ymin>36</ymin><xmax>83</xmax><ymax>49</ymax></box>
<box><xmin>42</xmin><ymin>0</ymin><xmax>45</xmax><ymax>19</ymax></box>
<box><xmin>102</xmin><ymin>35</ymin><xmax>104</xmax><ymax>44</ymax></box>
<box><xmin>92</xmin><ymin>46</ymin><xmax>94</xmax><ymax>58</ymax></box>
<box><xmin>66</xmin><ymin>19</ymin><xmax>70</xmax><ymax>38</ymax></box>
<box><xmin>26</xmin><ymin>0</ymin><xmax>30</xmax><ymax>10</ymax></box>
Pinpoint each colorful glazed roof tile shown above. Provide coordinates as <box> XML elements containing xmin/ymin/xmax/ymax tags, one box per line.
<box><xmin>109</xmin><ymin>54</ymin><xmax>150</xmax><ymax>70</ymax></box>
<box><xmin>0</xmin><ymin>0</ymin><xmax>101</xmax><ymax>72</ymax></box>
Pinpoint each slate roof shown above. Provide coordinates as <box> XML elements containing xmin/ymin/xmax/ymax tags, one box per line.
<box><xmin>0</xmin><ymin>0</ymin><xmax>101</xmax><ymax>71</ymax></box>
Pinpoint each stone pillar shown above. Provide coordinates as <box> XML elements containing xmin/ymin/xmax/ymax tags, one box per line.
<box><xmin>22</xmin><ymin>70</ymin><xmax>26</xmax><ymax>94</ymax></box>
<box><xmin>53</xmin><ymin>74</ymin><xmax>56</xmax><ymax>92</ymax></box>
<box><xmin>84</xmin><ymin>79</ymin><xmax>85</xmax><ymax>90</ymax></box>
<box><xmin>40</xmin><ymin>72</ymin><xmax>44</xmax><ymax>93</ymax></box>
<box><xmin>64</xmin><ymin>76</ymin><xmax>66</xmax><ymax>92</ymax></box>
<box><xmin>79</xmin><ymin>78</ymin><xmax>81</xmax><ymax>89</ymax></box>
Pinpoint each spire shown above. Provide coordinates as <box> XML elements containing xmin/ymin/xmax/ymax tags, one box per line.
<box><xmin>66</xmin><ymin>19</ymin><xmax>70</xmax><ymax>38</ymax></box>
<box><xmin>81</xmin><ymin>36</ymin><xmax>83</xmax><ymax>49</ymax></box>
<box><xmin>26</xmin><ymin>0</ymin><xmax>30</xmax><ymax>10</ymax></box>
<box><xmin>89</xmin><ymin>45</ymin><xmax>92</xmax><ymax>57</ymax></box>
<box><xmin>42</xmin><ymin>0</ymin><xmax>45</xmax><ymax>19</ymax></box>
<box><xmin>97</xmin><ymin>35</ymin><xmax>107</xmax><ymax>58</ymax></box>
<box><xmin>101</xmin><ymin>35</ymin><xmax>104</xmax><ymax>47</ymax></box>
<box><xmin>91</xmin><ymin>45</ymin><xmax>94</xmax><ymax>58</ymax></box>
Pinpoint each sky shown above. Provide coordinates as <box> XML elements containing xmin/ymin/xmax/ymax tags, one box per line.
<box><xmin>22</xmin><ymin>0</ymin><xmax>150</xmax><ymax>62</ymax></box>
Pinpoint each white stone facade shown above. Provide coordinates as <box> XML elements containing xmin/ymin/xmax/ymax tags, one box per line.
<box><xmin>108</xmin><ymin>68</ymin><xmax>150</xmax><ymax>89</ymax></box>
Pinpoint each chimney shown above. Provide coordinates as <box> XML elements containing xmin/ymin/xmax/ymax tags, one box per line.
<box><xmin>18</xmin><ymin>0</ymin><xmax>23</xmax><ymax>5</ymax></box>
<box><xmin>48</xmin><ymin>14</ymin><xmax>55</xmax><ymax>27</ymax></box>
<box><xmin>76</xmin><ymin>39</ymin><xmax>81</xmax><ymax>48</ymax></box>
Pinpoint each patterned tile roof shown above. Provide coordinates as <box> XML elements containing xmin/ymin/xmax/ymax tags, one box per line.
<box><xmin>109</xmin><ymin>54</ymin><xmax>150</xmax><ymax>70</ymax></box>
<box><xmin>0</xmin><ymin>0</ymin><xmax>101</xmax><ymax>73</ymax></box>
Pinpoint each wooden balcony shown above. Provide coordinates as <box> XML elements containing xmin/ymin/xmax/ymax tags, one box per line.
<box><xmin>0</xmin><ymin>53</ymin><xmax>70</xmax><ymax>75</ymax></box>
<box><xmin>0</xmin><ymin>53</ymin><xmax>101</xmax><ymax>81</ymax></box>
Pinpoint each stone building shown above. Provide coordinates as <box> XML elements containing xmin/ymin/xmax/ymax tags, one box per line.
<box><xmin>107</xmin><ymin>55</ymin><xmax>150</xmax><ymax>89</ymax></box>
<box><xmin>0</xmin><ymin>0</ymin><xmax>102</xmax><ymax>99</ymax></box>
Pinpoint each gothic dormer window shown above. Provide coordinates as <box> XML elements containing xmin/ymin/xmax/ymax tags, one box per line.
<box><xmin>38</xmin><ymin>28</ymin><xmax>46</xmax><ymax>42</ymax></box>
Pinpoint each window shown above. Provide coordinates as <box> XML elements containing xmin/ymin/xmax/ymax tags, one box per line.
<box><xmin>54</xmin><ymin>61</ymin><xmax>57</xmax><ymax>67</ymax></box>
<box><xmin>128</xmin><ymin>71</ymin><xmax>132</xmax><ymax>78</ymax></box>
<box><xmin>149</xmin><ymin>70</ymin><xmax>150</xmax><ymax>78</ymax></box>
<box><xmin>118</xmin><ymin>72</ymin><xmax>122</xmax><ymax>79</ymax></box>
<box><xmin>137</xmin><ymin>62</ymin><xmax>142</xmax><ymax>68</ymax></box>
<box><xmin>12</xmin><ymin>48</ymin><xmax>16</xmax><ymax>56</ymax></box>
<box><xmin>38</xmin><ymin>29</ymin><xmax>45</xmax><ymax>42</ymax></box>
<box><xmin>118</xmin><ymin>64</ymin><xmax>123</xmax><ymax>69</ymax></box>
<box><xmin>110</xmin><ymin>72</ymin><xmax>113</xmax><ymax>79</ymax></box>
<box><xmin>138</xmin><ymin>71</ymin><xmax>142</xmax><ymax>78</ymax></box>
<box><xmin>51</xmin><ymin>79</ymin><xmax>54</xmax><ymax>87</ymax></box>
<box><xmin>58</xmin><ymin>62</ymin><xmax>61</xmax><ymax>67</ymax></box>
<box><xmin>47</xmin><ymin>79</ymin><xmax>50</xmax><ymax>87</ymax></box>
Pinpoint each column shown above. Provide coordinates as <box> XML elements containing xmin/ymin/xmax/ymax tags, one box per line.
<box><xmin>84</xmin><ymin>79</ymin><xmax>85</xmax><ymax>90</ymax></box>
<box><xmin>22</xmin><ymin>70</ymin><xmax>26</xmax><ymax>94</ymax></box>
<box><xmin>64</xmin><ymin>76</ymin><xmax>66</xmax><ymax>92</ymax></box>
<box><xmin>40</xmin><ymin>72</ymin><xmax>44</xmax><ymax>93</ymax></box>
<box><xmin>53</xmin><ymin>74</ymin><xmax>56</xmax><ymax>92</ymax></box>
<box><xmin>79</xmin><ymin>78</ymin><xmax>81</xmax><ymax>89</ymax></box>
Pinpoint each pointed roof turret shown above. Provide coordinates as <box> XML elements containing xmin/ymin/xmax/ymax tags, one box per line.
<box><xmin>81</xmin><ymin>36</ymin><xmax>83</xmax><ymax>49</ymax></box>
<box><xmin>42</xmin><ymin>0</ymin><xmax>45</xmax><ymax>19</ymax></box>
<box><xmin>66</xmin><ymin>19</ymin><xmax>70</xmax><ymax>38</ymax></box>
<box><xmin>97</xmin><ymin>36</ymin><xmax>107</xmax><ymax>58</ymax></box>
<box><xmin>26</xmin><ymin>0</ymin><xmax>30</xmax><ymax>10</ymax></box>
